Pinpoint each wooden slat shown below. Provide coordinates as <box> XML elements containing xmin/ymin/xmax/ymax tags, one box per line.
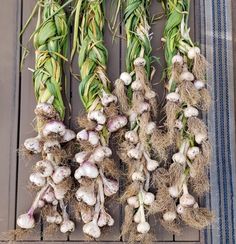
<box><xmin>16</xmin><ymin>0</ymin><xmax>41</xmax><ymax>240</ymax></box>
<box><xmin>0</xmin><ymin>0</ymin><xmax>21</xmax><ymax>240</ymax></box>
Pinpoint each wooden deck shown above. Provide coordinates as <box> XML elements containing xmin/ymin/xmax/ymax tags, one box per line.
<box><xmin>0</xmin><ymin>0</ymin><xmax>204</xmax><ymax>243</ymax></box>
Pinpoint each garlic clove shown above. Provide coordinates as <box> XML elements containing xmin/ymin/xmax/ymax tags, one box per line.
<box><xmin>166</xmin><ymin>92</ymin><xmax>180</xmax><ymax>103</ymax></box>
<box><xmin>127</xmin><ymin>196</ymin><xmax>139</xmax><ymax>208</ymax></box>
<box><xmin>146</xmin><ymin>158</ymin><xmax>159</xmax><ymax>172</ymax></box>
<box><xmin>35</xmin><ymin>160</ymin><xmax>54</xmax><ymax>177</ymax></box>
<box><xmin>81</xmin><ymin>208</ymin><xmax>93</xmax><ymax>224</ymax></box>
<box><xmin>46</xmin><ymin>213</ymin><xmax>62</xmax><ymax>224</ymax></box>
<box><xmin>120</xmin><ymin>72</ymin><xmax>132</xmax><ymax>86</ymax></box>
<box><xmin>127</xmin><ymin>144</ymin><xmax>143</xmax><ymax>160</ymax></box>
<box><xmin>107</xmin><ymin>115</ymin><xmax>128</xmax><ymax>132</ymax></box>
<box><xmin>187</xmin><ymin>146</ymin><xmax>200</xmax><ymax>160</ymax></box>
<box><xmin>172</xmin><ymin>152</ymin><xmax>186</xmax><ymax>165</ymax></box>
<box><xmin>125</xmin><ymin>130</ymin><xmax>139</xmax><ymax>144</ymax></box>
<box><xmin>60</xmin><ymin>220</ymin><xmax>75</xmax><ymax>233</ymax></box>
<box><xmin>184</xmin><ymin>106</ymin><xmax>199</xmax><ymax>118</ymax></box>
<box><xmin>97</xmin><ymin>209</ymin><xmax>114</xmax><ymax>227</ymax></box>
<box><xmin>17</xmin><ymin>213</ymin><xmax>35</xmax><ymax>229</ymax></box>
<box><xmin>24</xmin><ymin>137</ymin><xmax>42</xmax><ymax>154</ymax></box>
<box><xmin>52</xmin><ymin>166</ymin><xmax>71</xmax><ymax>184</ymax></box>
<box><xmin>137</xmin><ymin>221</ymin><xmax>150</xmax><ymax>234</ymax></box>
<box><xmin>29</xmin><ymin>172</ymin><xmax>46</xmax><ymax>187</ymax></box>
<box><xmin>77</xmin><ymin>129</ymin><xmax>89</xmax><ymax>141</ymax></box>
<box><xmin>168</xmin><ymin>185</ymin><xmax>181</xmax><ymax>198</ymax></box>
<box><xmin>83</xmin><ymin>221</ymin><xmax>101</xmax><ymax>239</ymax></box>
<box><xmin>102</xmin><ymin>177</ymin><xmax>119</xmax><ymax>197</ymax></box>
<box><xmin>88</xmin><ymin>110</ymin><xmax>106</xmax><ymax>125</ymax></box>
<box><xmin>42</xmin><ymin>121</ymin><xmax>66</xmax><ymax>137</ymax></box>
<box><xmin>163</xmin><ymin>211</ymin><xmax>177</xmax><ymax>222</ymax></box>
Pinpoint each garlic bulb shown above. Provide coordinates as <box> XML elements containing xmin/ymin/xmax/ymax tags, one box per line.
<box><xmin>146</xmin><ymin>122</ymin><xmax>156</xmax><ymax>135</ymax></box>
<box><xmin>194</xmin><ymin>80</ymin><xmax>205</xmax><ymax>90</ymax></box>
<box><xmin>168</xmin><ymin>185</ymin><xmax>181</xmax><ymax>198</ymax></box>
<box><xmin>77</xmin><ymin>129</ymin><xmax>89</xmax><ymax>141</ymax></box>
<box><xmin>195</xmin><ymin>133</ymin><xmax>207</xmax><ymax>144</ymax></box>
<box><xmin>46</xmin><ymin>214</ymin><xmax>62</xmax><ymax>225</ymax></box>
<box><xmin>34</xmin><ymin>103</ymin><xmax>56</xmax><ymax>118</ymax></box>
<box><xmin>43</xmin><ymin>191</ymin><xmax>55</xmax><ymax>203</ymax></box>
<box><xmin>75</xmin><ymin>151</ymin><xmax>89</xmax><ymax>164</ymax></box>
<box><xmin>74</xmin><ymin>161</ymin><xmax>99</xmax><ymax>180</ymax></box>
<box><xmin>179</xmin><ymin>70</ymin><xmax>195</xmax><ymax>82</ymax></box>
<box><xmin>35</xmin><ymin>160</ymin><xmax>54</xmax><ymax>177</ymax></box>
<box><xmin>143</xmin><ymin>152</ymin><xmax>159</xmax><ymax>171</ymax></box>
<box><xmin>172</xmin><ymin>54</ymin><xmax>184</xmax><ymax>64</ymax></box>
<box><xmin>184</xmin><ymin>106</ymin><xmax>199</xmax><ymax>118</ymax></box>
<box><xmin>127</xmin><ymin>196</ymin><xmax>139</xmax><ymax>208</ymax></box>
<box><xmin>51</xmin><ymin>184</ymin><xmax>67</xmax><ymax>200</ymax></box>
<box><xmin>97</xmin><ymin>208</ymin><xmax>114</xmax><ymax>227</ymax></box>
<box><xmin>120</xmin><ymin>72</ymin><xmax>132</xmax><ymax>86</ymax></box>
<box><xmin>81</xmin><ymin>208</ymin><xmax>93</xmax><ymax>224</ymax></box>
<box><xmin>91</xmin><ymin>146</ymin><xmax>112</xmax><ymax>163</ymax></box>
<box><xmin>172</xmin><ymin>152</ymin><xmax>186</xmax><ymax>165</ymax></box>
<box><xmin>142</xmin><ymin>191</ymin><xmax>155</xmax><ymax>205</ymax></box>
<box><xmin>29</xmin><ymin>172</ymin><xmax>46</xmax><ymax>187</ymax></box>
<box><xmin>17</xmin><ymin>213</ymin><xmax>35</xmax><ymax>229</ymax></box>
<box><xmin>166</xmin><ymin>92</ymin><xmax>180</xmax><ymax>103</ymax></box>
<box><xmin>42</xmin><ymin>121</ymin><xmax>66</xmax><ymax>137</ymax></box>
<box><xmin>38</xmin><ymin>200</ymin><xmax>45</xmax><ymax>208</ymax></box>
<box><xmin>60</xmin><ymin>220</ymin><xmax>75</xmax><ymax>233</ymax></box>
<box><xmin>88</xmin><ymin>131</ymin><xmax>100</xmax><ymax>146</ymax></box>
<box><xmin>137</xmin><ymin>222</ymin><xmax>150</xmax><ymax>234</ymax></box>
<box><xmin>137</xmin><ymin>102</ymin><xmax>150</xmax><ymax>114</ymax></box>
<box><xmin>83</xmin><ymin>220</ymin><xmax>101</xmax><ymax>239</ymax></box>
<box><xmin>134</xmin><ymin>57</ymin><xmax>146</xmax><ymax>66</ymax></box>
<box><xmin>24</xmin><ymin>137</ymin><xmax>42</xmax><ymax>154</ymax></box>
<box><xmin>75</xmin><ymin>184</ymin><xmax>96</xmax><ymax>206</ymax></box>
<box><xmin>52</xmin><ymin>166</ymin><xmax>71</xmax><ymax>184</ymax></box>
<box><xmin>163</xmin><ymin>211</ymin><xmax>177</xmax><ymax>222</ymax></box>
<box><xmin>175</xmin><ymin>120</ymin><xmax>183</xmax><ymax>130</ymax></box>
<box><xmin>43</xmin><ymin>140</ymin><xmax>60</xmax><ymax>153</ymax></box>
<box><xmin>131</xmin><ymin>80</ymin><xmax>142</xmax><ymax>91</ymax></box>
<box><xmin>101</xmin><ymin>90</ymin><xmax>117</xmax><ymax>107</ymax></box>
<box><xmin>107</xmin><ymin>115</ymin><xmax>128</xmax><ymax>132</ymax></box>
<box><xmin>88</xmin><ymin>110</ymin><xmax>106</xmax><ymax>125</ymax></box>
<box><xmin>187</xmin><ymin>146</ymin><xmax>200</xmax><ymax>160</ymax></box>
<box><xmin>132</xmin><ymin>172</ymin><xmax>145</xmax><ymax>182</ymax></box>
<box><xmin>176</xmin><ymin>204</ymin><xmax>185</xmax><ymax>214</ymax></box>
<box><xmin>187</xmin><ymin>46</ymin><xmax>200</xmax><ymax>60</ymax></box>
<box><xmin>127</xmin><ymin>144</ymin><xmax>142</xmax><ymax>160</ymax></box>
<box><xmin>179</xmin><ymin>183</ymin><xmax>196</xmax><ymax>207</ymax></box>
<box><xmin>145</xmin><ymin>90</ymin><xmax>156</xmax><ymax>100</ymax></box>
<box><xmin>125</xmin><ymin>130</ymin><xmax>139</xmax><ymax>144</ymax></box>
<box><xmin>62</xmin><ymin>129</ymin><xmax>76</xmax><ymax>142</ymax></box>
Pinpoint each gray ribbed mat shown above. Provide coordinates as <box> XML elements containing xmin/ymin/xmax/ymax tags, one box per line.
<box><xmin>198</xmin><ymin>0</ymin><xmax>236</xmax><ymax>243</ymax></box>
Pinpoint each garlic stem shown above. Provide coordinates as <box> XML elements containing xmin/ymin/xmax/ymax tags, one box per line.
<box><xmin>98</xmin><ymin>177</ymin><xmax>105</xmax><ymax>206</ymax></box>
<box><xmin>144</xmin><ymin>170</ymin><xmax>150</xmax><ymax>192</ymax></box>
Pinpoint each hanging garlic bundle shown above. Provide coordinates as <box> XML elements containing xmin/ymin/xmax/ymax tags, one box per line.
<box><xmin>71</xmin><ymin>0</ymin><xmax>127</xmax><ymax>239</ymax></box>
<box><xmin>151</xmin><ymin>0</ymin><xmax>214</xmax><ymax>233</ymax></box>
<box><xmin>17</xmin><ymin>0</ymin><xmax>75</xmax><ymax>234</ymax></box>
<box><xmin>114</xmin><ymin>1</ymin><xmax>161</xmax><ymax>242</ymax></box>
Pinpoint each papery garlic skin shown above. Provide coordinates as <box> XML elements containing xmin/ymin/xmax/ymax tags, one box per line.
<box><xmin>77</xmin><ymin>129</ymin><xmax>89</xmax><ymax>141</ymax></box>
<box><xmin>172</xmin><ymin>152</ymin><xmax>186</xmax><ymax>165</ymax></box>
<box><xmin>166</xmin><ymin>92</ymin><xmax>180</xmax><ymax>103</ymax></box>
<box><xmin>74</xmin><ymin>162</ymin><xmax>99</xmax><ymax>180</ymax></box>
<box><xmin>35</xmin><ymin>160</ymin><xmax>54</xmax><ymax>177</ymax></box>
<box><xmin>172</xmin><ymin>54</ymin><xmax>184</xmax><ymax>64</ymax></box>
<box><xmin>29</xmin><ymin>172</ymin><xmax>46</xmax><ymax>187</ymax></box>
<box><xmin>83</xmin><ymin>220</ymin><xmax>101</xmax><ymax>239</ymax></box>
<box><xmin>127</xmin><ymin>196</ymin><xmax>139</xmax><ymax>208</ymax></box>
<box><xmin>137</xmin><ymin>221</ymin><xmax>150</xmax><ymax>234</ymax></box>
<box><xmin>52</xmin><ymin>166</ymin><xmax>71</xmax><ymax>184</ymax></box>
<box><xmin>187</xmin><ymin>147</ymin><xmax>200</xmax><ymax>160</ymax></box>
<box><xmin>163</xmin><ymin>211</ymin><xmax>177</xmax><ymax>222</ymax></box>
<box><xmin>187</xmin><ymin>47</ymin><xmax>200</xmax><ymax>60</ymax></box>
<box><xmin>107</xmin><ymin>116</ymin><xmax>128</xmax><ymax>132</ymax></box>
<box><xmin>42</xmin><ymin>121</ymin><xmax>66</xmax><ymax>137</ymax></box>
<box><xmin>184</xmin><ymin>106</ymin><xmax>199</xmax><ymax>118</ymax></box>
<box><xmin>146</xmin><ymin>122</ymin><xmax>156</xmax><ymax>135</ymax></box>
<box><xmin>88</xmin><ymin>110</ymin><xmax>106</xmax><ymax>125</ymax></box>
<box><xmin>125</xmin><ymin>131</ymin><xmax>139</xmax><ymax>144</ymax></box>
<box><xmin>194</xmin><ymin>80</ymin><xmax>205</xmax><ymax>90</ymax></box>
<box><xmin>24</xmin><ymin>137</ymin><xmax>42</xmax><ymax>154</ymax></box>
<box><xmin>60</xmin><ymin>220</ymin><xmax>75</xmax><ymax>233</ymax></box>
<box><xmin>142</xmin><ymin>192</ymin><xmax>155</xmax><ymax>205</ymax></box>
<box><xmin>75</xmin><ymin>185</ymin><xmax>96</xmax><ymax>206</ymax></box>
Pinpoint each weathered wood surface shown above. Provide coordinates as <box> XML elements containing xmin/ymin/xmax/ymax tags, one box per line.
<box><xmin>0</xmin><ymin>0</ymin><xmax>202</xmax><ymax>242</ymax></box>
